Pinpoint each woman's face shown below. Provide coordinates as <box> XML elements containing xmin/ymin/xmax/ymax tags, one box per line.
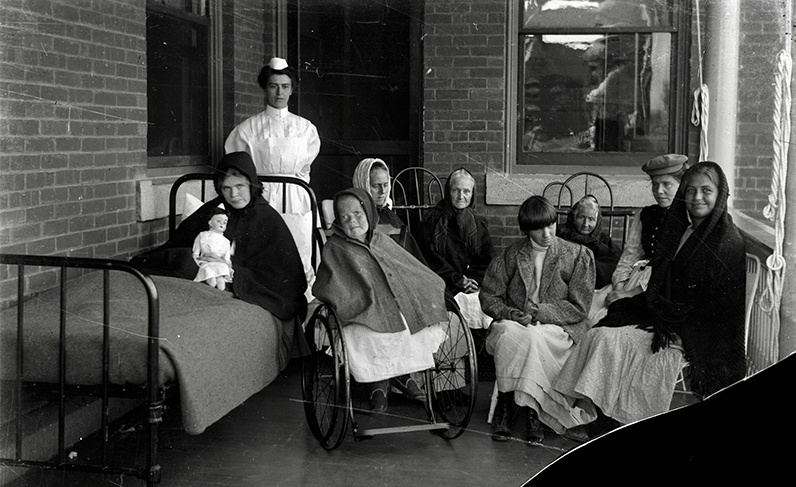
<box><xmin>650</xmin><ymin>174</ymin><xmax>680</xmax><ymax>208</ymax></box>
<box><xmin>574</xmin><ymin>205</ymin><xmax>598</xmax><ymax>235</ymax></box>
<box><xmin>208</xmin><ymin>214</ymin><xmax>228</xmax><ymax>233</ymax></box>
<box><xmin>265</xmin><ymin>74</ymin><xmax>293</xmax><ymax>109</ymax></box>
<box><xmin>528</xmin><ymin>222</ymin><xmax>556</xmax><ymax>247</ymax></box>
<box><xmin>449</xmin><ymin>176</ymin><xmax>474</xmax><ymax>210</ymax></box>
<box><xmin>369</xmin><ymin>168</ymin><xmax>391</xmax><ymax>208</ymax></box>
<box><xmin>684</xmin><ymin>172</ymin><xmax>718</xmax><ymax>224</ymax></box>
<box><xmin>337</xmin><ymin>195</ymin><xmax>369</xmax><ymax>242</ymax></box>
<box><xmin>219</xmin><ymin>173</ymin><xmax>251</xmax><ymax>210</ymax></box>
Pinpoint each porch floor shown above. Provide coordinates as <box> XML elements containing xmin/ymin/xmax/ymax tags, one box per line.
<box><xmin>1</xmin><ymin>358</ymin><xmax>698</xmax><ymax>487</ymax></box>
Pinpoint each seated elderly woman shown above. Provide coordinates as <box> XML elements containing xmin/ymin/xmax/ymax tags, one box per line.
<box><xmin>481</xmin><ymin>195</ymin><xmax>595</xmax><ymax>445</ymax></box>
<box><xmin>352</xmin><ymin>158</ymin><xmax>427</xmax><ymax>264</ymax></box>
<box><xmin>556</xmin><ymin>195</ymin><xmax>621</xmax><ymax>289</ymax></box>
<box><xmin>131</xmin><ymin>151</ymin><xmax>309</xmax><ymax>365</ymax></box>
<box><xmin>312</xmin><ymin>188</ymin><xmax>449</xmax><ymax>413</ymax></box>
<box><xmin>554</xmin><ymin>161</ymin><xmax>746</xmax><ymax>442</ymax></box>
<box><xmin>421</xmin><ymin>168</ymin><xmax>495</xmax><ymax>329</ymax></box>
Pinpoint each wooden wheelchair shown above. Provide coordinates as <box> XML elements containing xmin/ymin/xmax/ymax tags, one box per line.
<box><xmin>301</xmin><ymin>297</ymin><xmax>478</xmax><ymax>450</ymax></box>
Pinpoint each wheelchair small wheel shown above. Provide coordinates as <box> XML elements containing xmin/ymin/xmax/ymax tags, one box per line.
<box><xmin>301</xmin><ymin>304</ymin><xmax>350</xmax><ymax>450</ymax></box>
<box><xmin>430</xmin><ymin>302</ymin><xmax>478</xmax><ymax>440</ymax></box>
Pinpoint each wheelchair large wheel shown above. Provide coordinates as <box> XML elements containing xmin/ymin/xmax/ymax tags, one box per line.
<box><xmin>430</xmin><ymin>300</ymin><xmax>478</xmax><ymax>439</ymax></box>
<box><xmin>301</xmin><ymin>303</ymin><xmax>350</xmax><ymax>450</ymax></box>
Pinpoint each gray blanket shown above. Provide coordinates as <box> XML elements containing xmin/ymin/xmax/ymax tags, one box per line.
<box><xmin>1</xmin><ymin>271</ymin><xmax>286</xmax><ymax>435</ymax></box>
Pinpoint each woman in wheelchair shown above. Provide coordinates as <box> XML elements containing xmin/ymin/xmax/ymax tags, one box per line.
<box><xmin>313</xmin><ymin>188</ymin><xmax>449</xmax><ymax>413</ymax></box>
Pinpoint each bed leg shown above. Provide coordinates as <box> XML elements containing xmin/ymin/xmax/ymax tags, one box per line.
<box><xmin>147</xmin><ymin>401</ymin><xmax>164</xmax><ymax>485</ymax></box>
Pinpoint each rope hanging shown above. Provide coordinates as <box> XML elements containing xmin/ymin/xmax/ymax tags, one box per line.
<box><xmin>690</xmin><ymin>0</ymin><xmax>709</xmax><ymax>162</ymax></box>
<box><xmin>760</xmin><ymin>46</ymin><xmax>791</xmax><ymax>314</ymax></box>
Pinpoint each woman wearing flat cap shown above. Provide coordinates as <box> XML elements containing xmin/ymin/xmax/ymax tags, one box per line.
<box><xmin>603</xmin><ymin>153</ymin><xmax>689</xmax><ymax>307</ymax></box>
<box><xmin>225</xmin><ymin>57</ymin><xmax>321</xmax><ymax>214</ymax></box>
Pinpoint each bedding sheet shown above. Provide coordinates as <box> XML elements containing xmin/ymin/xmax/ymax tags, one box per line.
<box><xmin>0</xmin><ymin>271</ymin><xmax>286</xmax><ymax>435</ymax></box>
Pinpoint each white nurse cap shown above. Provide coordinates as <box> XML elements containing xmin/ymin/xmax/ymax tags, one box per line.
<box><xmin>268</xmin><ymin>57</ymin><xmax>289</xmax><ymax>70</ymax></box>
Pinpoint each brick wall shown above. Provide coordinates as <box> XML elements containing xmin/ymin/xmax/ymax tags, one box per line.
<box><xmin>0</xmin><ymin>0</ymin><xmax>149</xmax><ymax>299</ymax></box>
<box><xmin>422</xmin><ymin>0</ymin><xmax>522</xmax><ymax>250</ymax></box>
<box><xmin>224</xmin><ymin>0</ymin><xmax>274</xmax><ymax>132</ymax></box>
<box><xmin>734</xmin><ymin>0</ymin><xmax>782</xmax><ymax>224</ymax></box>
<box><xmin>422</xmin><ymin>0</ymin><xmax>783</xmax><ymax>252</ymax></box>
<box><xmin>0</xmin><ymin>0</ymin><xmax>278</xmax><ymax>304</ymax></box>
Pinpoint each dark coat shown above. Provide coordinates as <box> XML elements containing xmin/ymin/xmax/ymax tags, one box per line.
<box><xmin>377</xmin><ymin>206</ymin><xmax>428</xmax><ymax>266</ymax></box>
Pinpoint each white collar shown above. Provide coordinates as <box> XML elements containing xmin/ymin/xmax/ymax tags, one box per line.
<box><xmin>265</xmin><ymin>105</ymin><xmax>289</xmax><ymax>118</ymax></box>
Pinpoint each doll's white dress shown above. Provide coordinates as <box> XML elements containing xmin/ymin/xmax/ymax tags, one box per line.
<box><xmin>192</xmin><ymin>231</ymin><xmax>232</xmax><ymax>283</ymax></box>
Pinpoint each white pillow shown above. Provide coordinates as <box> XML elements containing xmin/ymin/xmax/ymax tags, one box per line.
<box><xmin>321</xmin><ymin>199</ymin><xmax>335</xmax><ymax>228</ymax></box>
<box><xmin>280</xmin><ymin>211</ymin><xmax>316</xmax><ymax>302</ymax></box>
<box><xmin>182</xmin><ymin>193</ymin><xmax>204</xmax><ymax>222</ymax></box>
<box><xmin>281</xmin><ymin>211</ymin><xmax>314</xmax><ymax>270</ymax></box>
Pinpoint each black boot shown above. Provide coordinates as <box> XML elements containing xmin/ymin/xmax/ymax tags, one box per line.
<box><xmin>590</xmin><ymin>408</ymin><xmax>621</xmax><ymax>438</ymax></box>
<box><xmin>526</xmin><ymin>407</ymin><xmax>544</xmax><ymax>445</ymax></box>
<box><xmin>491</xmin><ymin>391</ymin><xmax>512</xmax><ymax>442</ymax></box>
<box><xmin>368</xmin><ymin>379</ymin><xmax>390</xmax><ymax>414</ymax></box>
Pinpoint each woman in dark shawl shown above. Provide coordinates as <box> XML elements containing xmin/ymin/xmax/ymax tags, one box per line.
<box><xmin>557</xmin><ymin>195</ymin><xmax>621</xmax><ymax>288</ymax></box>
<box><xmin>131</xmin><ymin>152</ymin><xmax>309</xmax><ymax>366</ymax></box>
<box><xmin>421</xmin><ymin>168</ymin><xmax>494</xmax><ymax>330</ymax></box>
<box><xmin>421</xmin><ymin>168</ymin><xmax>494</xmax><ymax>296</ymax></box>
<box><xmin>554</xmin><ymin>161</ymin><xmax>746</xmax><ymax>441</ymax></box>
<box><xmin>313</xmin><ymin>188</ymin><xmax>449</xmax><ymax>413</ymax></box>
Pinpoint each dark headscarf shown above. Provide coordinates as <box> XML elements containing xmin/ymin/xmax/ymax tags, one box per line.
<box><xmin>598</xmin><ymin>161</ymin><xmax>746</xmax><ymax>397</ymax></box>
<box><xmin>429</xmin><ymin>168</ymin><xmax>480</xmax><ymax>254</ymax></box>
<box><xmin>213</xmin><ymin>150</ymin><xmax>263</xmax><ymax>196</ymax></box>
<box><xmin>557</xmin><ymin>195</ymin><xmax>606</xmax><ymax>248</ymax></box>
<box><xmin>331</xmin><ymin>187</ymin><xmax>378</xmax><ymax>244</ymax></box>
<box><xmin>557</xmin><ymin>195</ymin><xmax>620</xmax><ymax>288</ymax></box>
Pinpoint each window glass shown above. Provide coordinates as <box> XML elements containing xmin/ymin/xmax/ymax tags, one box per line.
<box><xmin>521</xmin><ymin>33</ymin><xmax>670</xmax><ymax>154</ymax></box>
<box><xmin>522</xmin><ymin>0</ymin><xmax>673</xmax><ymax>29</ymax></box>
<box><xmin>146</xmin><ymin>3</ymin><xmax>209</xmax><ymax>164</ymax></box>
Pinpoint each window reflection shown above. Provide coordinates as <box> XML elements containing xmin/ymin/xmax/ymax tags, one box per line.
<box><xmin>523</xmin><ymin>0</ymin><xmax>673</xmax><ymax>29</ymax></box>
<box><xmin>146</xmin><ymin>5</ymin><xmax>209</xmax><ymax>159</ymax></box>
<box><xmin>522</xmin><ymin>33</ymin><xmax>670</xmax><ymax>154</ymax></box>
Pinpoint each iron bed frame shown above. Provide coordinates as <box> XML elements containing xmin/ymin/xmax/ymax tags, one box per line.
<box><xmin>0</xmin><ymin>174</ymin><xmax>320</xmax><ymax>486</ymax></box>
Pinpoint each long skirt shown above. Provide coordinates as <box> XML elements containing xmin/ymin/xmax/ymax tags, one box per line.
<box><xmin>554</xmin><ymin>326</ymin><xmax>685</xmax><ymax>425</ymax></box>
<box><xmin>341</xmin><ymin>315</ymin><xmax>447</xmax><ymax>384</ymax></box>
<box><xmin>486</xmin><ymin>320</ymin><xmax>592</xmax><ymax>434</ymax></box>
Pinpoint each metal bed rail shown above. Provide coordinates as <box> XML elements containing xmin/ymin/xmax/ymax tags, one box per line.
<box><xmin>168</xmin><ymin>173</ymin><xmax>321</xmax><ymax>269</ymax></box>
<box><xmin>0</xmin><ymin>254</ymin><xmax>163</xmax><ymax>486</ymax></box>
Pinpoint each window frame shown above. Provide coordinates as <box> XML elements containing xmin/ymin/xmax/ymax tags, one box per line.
<box><xmin>145</xmin><ymin>0</ymin><xmax>222</xmax><ymax>171</ymax></box>
<box><xmin>510</xmin><ymin>1</ymin><xmax>693</xmax><ymax>172</ymax></box>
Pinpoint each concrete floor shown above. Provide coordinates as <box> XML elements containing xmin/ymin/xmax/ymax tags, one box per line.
<box><xmin>2</xmin><ymin>357</ymin><xmax>606</xmax><ymax>487</ymax></box>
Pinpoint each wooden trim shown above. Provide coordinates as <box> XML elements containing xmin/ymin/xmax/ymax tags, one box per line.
<box><xmin>146</xmin><ymin>1</ymin><xmax>209</xmax><ymax>25</ymax></box>
<box><xmin>146</xmin><ymin>155</ymin><xmax>210</xmax><ymax>169</ymax></box>
<box><xmin>209</xmin><ymin>0</ymin><xmax>223</xmax><ymax>166</ymax></box>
